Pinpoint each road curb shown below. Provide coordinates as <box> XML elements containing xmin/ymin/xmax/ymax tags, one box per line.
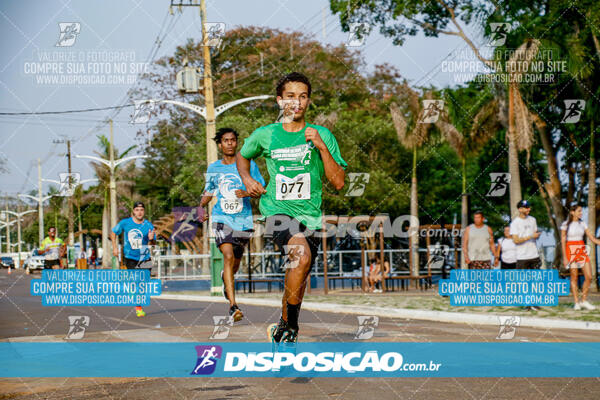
<box><xmin>157</xmin><ymin>293</ymin><xmax>600</xmax><ymax>331</ymax></box>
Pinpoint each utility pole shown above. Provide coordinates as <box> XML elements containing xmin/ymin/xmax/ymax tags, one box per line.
<box><xmin>38</xmin><ymin>159</ymin><xmax>43</xmax><ymax>244</ymax></box>
<box><xmin>4</xmin><ymin>203</ymin><xmax>9</xmax><ymax>253</ymax></box>
<box><xmin>109</xmin><ymin>120</ymin><xmax>117</xmax><ymax>232</ymax></box>
<box><xmin>200</xmin><ymin>0</ymin><xmax>217</xmax><ymax>167</ymax></box>
<box><xmin>18</xmin><ymin>161</ymin><xmax>53</xmax><ymax>248</ymax></box>
<box><xmin>67</xmin><ymin>140</ymin><xmax>74</xmax><ymax>245</ymax></box>
<box><xmin>147</xmin><ymin>0</ymin><xmax>273</xmax><ymax>294</ymax></box>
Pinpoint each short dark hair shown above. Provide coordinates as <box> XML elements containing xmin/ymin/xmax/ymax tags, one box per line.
<box><xmin>473</xmin><ymin>210</ymin><xmax>484</xmax><ymax>217</ymax></box>
<box><xmin>276</xmin><ymin>72</ymin><xmax>311</xmax><ymax>98</ymax></box>
<box><xmin>213</xmin><ymin>127</ymin><xmax>238</xmax><ymax>144</ymax></box>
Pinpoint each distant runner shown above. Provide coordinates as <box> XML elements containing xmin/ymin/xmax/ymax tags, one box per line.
<box><xmin>111</xmin><ymin>201</ymin><xmax>155</xmax><ymax>317</ymax></box>
<box><xmin>200</xmin><ymin>127</ymin><xmax>265</xmax><ymax>322</ymax></box>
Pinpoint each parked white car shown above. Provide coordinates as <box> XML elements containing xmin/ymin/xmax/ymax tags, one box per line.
<box><xmin>24</xmin><ymin>250</ymin><xmax>45</xmax><ymax>272</ymax></box>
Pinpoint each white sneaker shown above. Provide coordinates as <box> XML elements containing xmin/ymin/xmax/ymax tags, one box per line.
<box><xmin>580</xmin><ymin>301</ymin><xmax>596</xmax><ymax>310</ymax></box>
<box><xmin>573</xmin><ymin>303</ymin><xmax>581</xmax><ymax>310</ymax></box>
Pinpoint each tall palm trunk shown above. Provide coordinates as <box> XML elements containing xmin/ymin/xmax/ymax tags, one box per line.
<box><xmin>410</xmin><ymin>145</ymin><xmax>419</xmax><ymax>277</ymax></box>
<box><xmin>508</xmin><ymin>84</ymin><xmax>522</xmax><ymax>218</ymax></box>
<box><xmin>460</xmin><ymin>157</ymin><xmax>468</xmax><ymax>268</ymax></box>
<box><xmin>102</xmin><ymin>190</ymin><xmax>110</xmax><ymax>268</ymax></box>
<box><xmin>77</xmin><ymin>204</ymin><xmax>83</xmax><ymax>248</ymax></box>
<box><xmin>531</xmin><ymin>113</ymin><xmax>564</xmax><ymax>266</ymax></box>
<box><xmin>588</xmin><ymin>119</ymin><xmax>597</xmax><ymax>289</ymax></box>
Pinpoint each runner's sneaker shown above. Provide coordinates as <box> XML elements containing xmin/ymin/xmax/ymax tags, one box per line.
<box><xmin>573</xmin><ymin>303</ymin><xmax>582</xmax><ymax>311</ymax></box>
<box><xmin>229</xmin><ymin>304</ymin><xmax>243</xmax><ymax>322</ymax></box>
<box><xmin>269</xmin><ymin>317</ymin><xmax>298</xmax><ymax>343</ymax></box>
<box><xmin>221</xmin><ymin>271</ymin><xmax>229</xmax><ymax>300</ymax></box>
<box><xmin>580</xmin><ymin>301</ymin><xmax>596</xmax><ymax>310</ymax></box>
<box><xmin>135</xmin><ymin>307</ymin><xmax>146</xmax><ymax>317</ymax></box>
<box><xmin>268</xmin><ymin>318</ymin><xmax>298</xmax><ymax>355</ymax></box>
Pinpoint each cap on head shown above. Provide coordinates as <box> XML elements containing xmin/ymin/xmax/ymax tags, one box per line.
<box><xmin>516</xmin><ymin>200</ymin><xmax>531</xmax><ymax>208</ymax></box>
<box><xmin>133</xmin><ymin>201</ymin><xmax>145</xmax><ymax>209</ymax></box>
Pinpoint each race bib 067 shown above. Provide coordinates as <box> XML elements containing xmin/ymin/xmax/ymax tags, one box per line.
<box><xmin>220</xmin><ymin>198</ymin><xmax>243</xmax><ymax>214</ymax></box>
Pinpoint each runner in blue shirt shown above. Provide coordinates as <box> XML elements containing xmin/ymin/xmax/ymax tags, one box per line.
<box><xmin>111</xmin><ymin>201</ymin><xmax>155</xmax><ymax>317</ymax></box>
<box><xmin>200</xmin><ymin>127</ymin><xmax>265</xmax><ymax>322</ymax></box>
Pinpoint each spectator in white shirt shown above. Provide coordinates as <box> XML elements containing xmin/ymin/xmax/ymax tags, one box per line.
<box><xmin>561</xmin><ymin>204</ymin><xmax>600</xmax><ymax>311</ymax></box>
<box><xmin>495</xmin><ymin>226</ymin><xmax>517</xmax><ymax>269</ymax></box>
<box><xmin>510</xmin><ymin>200</ymin><xmax>541</xmax><ymax>269</ymax></box>
<box><xmin>510</xmin><ymin>200</ymin><xmax>543</xmax><ymax>311</ymax></box>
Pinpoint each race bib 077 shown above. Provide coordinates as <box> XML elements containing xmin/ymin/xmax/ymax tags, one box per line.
<box><xmin>275</xmin><ymin>173</ymin><xmax>310</xmax><ymax>200</ymax></box>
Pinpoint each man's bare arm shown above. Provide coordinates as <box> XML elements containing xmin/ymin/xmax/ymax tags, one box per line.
<box><xmin>235</xmin><ymin>152</ymin><xmax>266</xmax><ymax>197</ymax></box>
<box><xmin>319</xmin><ymin>146</ymin><xmax>345</xmax><ymax>190</ymax></box>
<box><xmin>110</xmin><ymin>232</ymin><xmax>119</xmax><ymax>257</ymax></box>
<box><xmin>305</xmin><ymin>127</ymin><xmax>344</xmax><ymax>190</ymax></box>
<box><xmin>488</xmin><ymin>226</ymin><xmax>496</xmax><ymax>255</ymax></box>
<box><xmin>462</xmin><ymin>226</ymin><xmax>470</xmax><ymax>263</ymax></box>
<box><xmin>200</xmin><ymin>192</ymin><xmax>214</xmax><ymax>208</ymax></box>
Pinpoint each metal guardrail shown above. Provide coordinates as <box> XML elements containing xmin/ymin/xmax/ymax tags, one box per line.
<box><xmin>156</xmin><ymin>248</ymin><xmax>462</xmax><ymax>280</ymax></box>
<box><xmin>156</xmin><ymin>245</ymin><xmax>558</xmax><ymax>280</ymax></box>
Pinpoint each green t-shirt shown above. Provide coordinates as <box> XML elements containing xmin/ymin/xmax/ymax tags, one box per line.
<box><xmin>240</xmin><ymin>123</ymin><xmax>347</xmax><ymax>230</ymax></box>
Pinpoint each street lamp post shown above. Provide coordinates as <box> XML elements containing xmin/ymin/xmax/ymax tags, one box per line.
<box><xmin>18</xmin><ymin>159</ymin><xmax>53</xmax><ymax>246</ymax></box>
<box><xmin>3</xmin><ymin>210</ymin><xmax>36</xmax><ymax>268</ymax></box>
<box><xmin>140</xmin><ymin>95</ymin><xmax>272</xmax><ymax>165</ymax></box>
<box><xmin>18</xmin><ymin>192</ymin><xmax>54</xmax><ymax>247</ymax></box>
<box><xmin>0</xmin><ymin>220</ymin><xmax>17</xmax><ymax>254</ymax></box>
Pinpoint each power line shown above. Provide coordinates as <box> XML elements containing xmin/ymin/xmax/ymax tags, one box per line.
<box><xmin>0</xmin><ymin>105</ymin><xmax>133</xmax><ymax>116</ymax></box>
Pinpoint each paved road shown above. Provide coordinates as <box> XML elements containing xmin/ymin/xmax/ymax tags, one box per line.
<box><xmin>1</xmin><ymin>269</ymin><xmax>599</xmax><ymax>399</ymax></box>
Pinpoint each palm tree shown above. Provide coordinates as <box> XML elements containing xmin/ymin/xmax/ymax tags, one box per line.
<box><xmin>389</xmin><ymin>85</ymin><xmax>435</xmax><ymax>277</ymax></box>
<box><xmin>46</xmin><ymin>186</ymin><xmax>64</xmax><ymax>237</ymax></box>
<box><xmin>88</xmin><ymin>134</ymin><xmax>136</xmax><ymax>267</ymax></box>
<box><xmin>503</xmin><ymin>39</ymin><xmax>541</xmax><ymax>217</ymax></box>
<box><xmin>436</xmin><ymin>94</ymin><xmax>501</xmax><ymax>266</ymax></box>
<box><xmin>72</xmin><ymin>184</ymin><xmax>102</xmax><ymax>248</ymax></box>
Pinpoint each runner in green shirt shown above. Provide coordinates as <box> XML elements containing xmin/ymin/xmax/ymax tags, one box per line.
<box><xmin>236</xmin><ymin>72</ymin><xmax>347</xmax><ymax>346</ymax></box>
<box><xmin>39</xmin><ymin>227</ymin><xmax>66</xmax><ymax>269</ymax></box>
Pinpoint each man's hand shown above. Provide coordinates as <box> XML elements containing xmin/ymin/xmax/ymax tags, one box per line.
<box><xmin>199</xmin><ymin>210</ymin><xmax>208</xmax><ymax>223</ymax></box>
<box><xmin>465</xmin><ymin>257</ymin><xmax>471</xmax><ymax>265</ymax></box>
<box><xmin>494</xmin><ymin>259</ymin><xmax>499</xmax><ymax>267</ymax></box>
<box><xmin>242</xmin><ymin>177</ymin><xmax>266</xmax><ymax>197</ymax></box>
<box><xmin>148</xmin><ymin>229</ymin><xmax>155</xmax><ymax>241</ymax></box>
<box><xmin>113</xmin><ymin>247</ymin><xmax>119</xmax><ymax>258</ymax></box>
<box><xmin>533</xmin><ymin>231</ymin><xmax>541</xmax><ymax>239</ymax></box>
<box><xmin>235</xmin><ymin>189</ymin><xmax>249</xmax><ymax>198</ymax></box>
<box><xmin>305</xmin><ymin>127</ymin><xmax>326</xmax><ymax>151</ymax></box>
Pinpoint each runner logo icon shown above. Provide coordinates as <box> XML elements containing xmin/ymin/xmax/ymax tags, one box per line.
<box><xmin>191</xmin><ymin>345</ymin><xmax>223</xmax><ymax>375</ymax></box>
